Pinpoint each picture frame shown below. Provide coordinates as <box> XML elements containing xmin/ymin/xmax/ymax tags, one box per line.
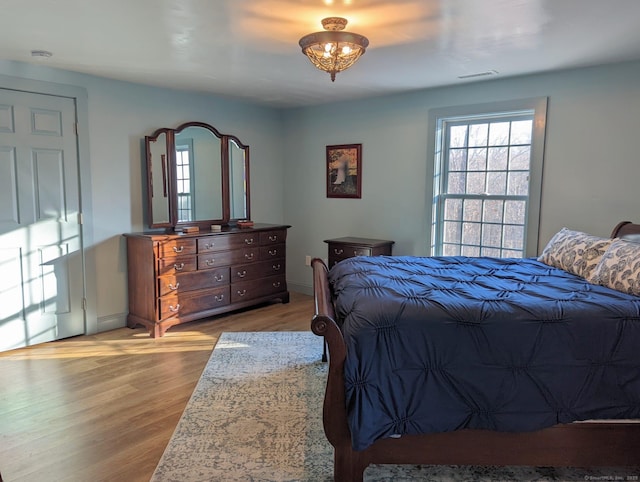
<box><xmin>326</xmin><ymin>143</ymin><xmax>362</xmax><ymax>198</ymax></box>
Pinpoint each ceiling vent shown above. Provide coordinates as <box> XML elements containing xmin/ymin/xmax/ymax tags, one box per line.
<box><xmin>458</xmin><ymin>70</ymin><xmax>498</xmax><ymax>79</ymax></box>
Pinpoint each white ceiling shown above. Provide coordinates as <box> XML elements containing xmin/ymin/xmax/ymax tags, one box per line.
<box><xmin>2</xmin><ymin>0</ymin><xmax>640</xmax><ymax>108</ymax></box>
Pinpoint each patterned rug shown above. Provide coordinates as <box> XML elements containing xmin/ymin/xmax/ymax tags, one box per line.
<box><xmin>151</xmin><ymin>332</ymin><xmax>639</xmax><ymax>481</ymax></box>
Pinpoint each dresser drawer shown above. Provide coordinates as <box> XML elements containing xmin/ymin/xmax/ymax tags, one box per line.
<box><xmin>230</xmin><ymin>232</ymin><xmax>260</xmax><ymax>249</ymax></box>
<box><xmin>197</xmin><ymin>251</ymin><xmax>234</xmax><ymax>269</ymax></box>
<box><xmin>231</xmin><ymin>275</ymin><xmax>287</xmax><ymax>303</ymax></box>
<box><xmin>260</xmin><ymin>243</ymin><xmax>285</xmax><ymax>260</ymax></box>
<box><xmin>158</xmin><ymin>268</ymin><xmax>229</xmax><ymax>296</ymax></box>
<box><xmin>197</xmin><ymin>236</ymin><xmax>234</xmax><ymax>253</ymax></box>
<box><xmin>157</xmin><ymin>256</ymin><xmax>197</xmax><ymax>275</ymax></box>
<box><xmin>157</xmin><ymin>238</ymin><xmax>197</xmax><ymax>258</ymax></box>
<box><xmin>230</xmin><ymin>247</ymin><xmax>261</xmax><ymax>264</ymax></box>
<box><xmin>158</xmin><ymin>286</ymin><xmax>230</xmax><ymax>320</ymax></box>
<box><xmin>231</xmin><ymin>259</ymin><xmax>286</xmax><ymax>283</ymax></box>
<box><xmin>260</xmin><ymin>229</ymin><xmax>287</xmax><ymax>245</ymax></box>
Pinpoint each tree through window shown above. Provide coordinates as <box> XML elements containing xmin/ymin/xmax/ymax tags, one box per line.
<box><xmin>430</xmin><ymin>99</ymin><xmax>547</xmax><ymax>257</ymax></box>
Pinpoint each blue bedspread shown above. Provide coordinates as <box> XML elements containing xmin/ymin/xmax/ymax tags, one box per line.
<box><xmin>328</xmin><ymin>256</ymin><xmax>640</xmax><ymax>451</ymax></box>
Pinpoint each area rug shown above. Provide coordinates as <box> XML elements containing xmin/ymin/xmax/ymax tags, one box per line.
<box><xmin>151</xmin><ymin>332</ymin><xmax>639</xmax><ymax>481</ymax></box>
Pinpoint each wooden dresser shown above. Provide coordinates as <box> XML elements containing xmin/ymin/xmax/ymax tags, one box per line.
<box><xmin>124</xmin><ymin>224</ymin><xmax>290</xmax><ymax>337</ymax></box>
<box><xmin>324</xmin><ymin>236</ymin><xmax>394</xmax><ymax>267</ymax></box>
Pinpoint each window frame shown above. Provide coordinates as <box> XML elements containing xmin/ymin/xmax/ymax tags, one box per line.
<box><xmin>428</xmin><ymin>97</ymin><xmax>548</xmax><ymax>258</ymax></box>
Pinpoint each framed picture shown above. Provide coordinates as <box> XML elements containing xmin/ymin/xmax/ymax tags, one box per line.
<box><xmin>326</xmin><ymin>143</ymin><xmax>362</xmax><ymax>198</ymax></box>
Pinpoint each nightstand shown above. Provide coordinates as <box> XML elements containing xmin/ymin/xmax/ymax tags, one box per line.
<box><xmin>324</xmin><ymin>237</ymin><xmax>394</xmax><ymax>267</ymax></box>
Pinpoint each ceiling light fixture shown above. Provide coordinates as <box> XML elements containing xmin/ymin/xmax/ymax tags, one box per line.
<box><xmin>298</xmin><ymin>17</ymin><xmax>369</xmax><ymax>82</ymax></box>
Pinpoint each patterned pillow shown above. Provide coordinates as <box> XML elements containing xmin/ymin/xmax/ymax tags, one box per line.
<box><xmin>590</xmin><ymin>239</ymin><xmax>640</xmax><ymax>296</ymax></box>
<box><xmin>537</xmin><ymin>227</ymin><xmax>612</xmax><ymax>279</ymax></box>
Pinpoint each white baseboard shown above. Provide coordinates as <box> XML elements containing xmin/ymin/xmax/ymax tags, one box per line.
<box><xmin>97</xmin><ymin>312</ymin><xmax>127</xmax><ymax>333</ymax></box>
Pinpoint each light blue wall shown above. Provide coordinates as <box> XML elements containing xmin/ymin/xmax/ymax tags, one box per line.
<box><xmin>283</xmin><ymin>60</ymin><xmax>640</xmax><ymax>293</ymax></box>
<box><xmin>0</xmin><ymin>60</ymin><xmax>284</xmax><ymax>332</ymax></box>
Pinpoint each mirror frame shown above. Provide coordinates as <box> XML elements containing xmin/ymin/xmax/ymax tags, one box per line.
<box><xmin>145</xmin><ymin>122</ymin><xmax>250</xmax><ymax>230</ymax></box>
<box><xmin>227</xmin><ymin>134</ymin><xmax>251</xmax><ymax>222</ymax></box>
<box><xmin>145</xmin><ymin>127</ymin><xmax>173</xmax><ymax>229</ymax></box>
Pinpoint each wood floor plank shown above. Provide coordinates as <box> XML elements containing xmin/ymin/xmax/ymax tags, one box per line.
<box><xmin>0</xmin><ymin>292</ymin><xmax>314</xmax><ymax>482</ymax></box>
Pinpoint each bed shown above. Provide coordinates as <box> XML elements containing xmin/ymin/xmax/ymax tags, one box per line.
<box><xmin>310</xmin><ymin>221</ymin><xmax>640</xmax><ymax>482</ymax></box>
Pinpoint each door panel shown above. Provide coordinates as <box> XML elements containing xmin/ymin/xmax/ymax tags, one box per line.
<box><xmin>0</xmin><ymin>89</ymin><xmax>84</xmax><ymax>351</ymax></box>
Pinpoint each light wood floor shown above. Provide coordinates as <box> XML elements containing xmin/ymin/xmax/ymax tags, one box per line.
<box><xmin>0</xmin><ymin>292</ymin><xmax>315</xmax><ymax>482</ymax></box>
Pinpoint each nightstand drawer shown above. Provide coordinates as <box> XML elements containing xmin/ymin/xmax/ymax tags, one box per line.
<box><xmin>330</xmin><ymin>246</ymin><xmax>372</xmax><ymax>258</ymax></box>
<box><xmin>325</xmin><ymin>237</ymin><xmax>394</xmax><ymax>267</ymax></box>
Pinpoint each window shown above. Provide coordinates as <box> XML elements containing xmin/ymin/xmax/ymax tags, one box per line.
<box><xmin>176</xmin><ymin>140</ymin><xmax>195</xmax><ymax>222</ymax></box>
<box><xmin>430</xmin><ymin>98</ymin><xmax>547</xmax><ymax>257</ymax></box>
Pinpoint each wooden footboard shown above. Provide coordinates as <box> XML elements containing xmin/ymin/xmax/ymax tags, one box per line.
<box><xmin>311</xmin><ymin>257</ymin><xmax>640</xmax><ymax>482</ymax></box>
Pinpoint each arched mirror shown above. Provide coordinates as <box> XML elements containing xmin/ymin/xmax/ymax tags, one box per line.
<box><xmin>145</xmin><ymin>122</ymin><xmax>250</xmax><ymax>230</ymax></box>
<box><xmin>174</xmin><ymin>124</ymin><xmax>224</xmax><ymax>224</ymax></box>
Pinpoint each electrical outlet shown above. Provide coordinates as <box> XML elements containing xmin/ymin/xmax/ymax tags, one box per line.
<box><xmin>305</xmin><ymin>255</ymin><xmax>312</xmax><ymax>266</ymax></box>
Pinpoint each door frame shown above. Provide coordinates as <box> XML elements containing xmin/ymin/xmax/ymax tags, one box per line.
<box><xmin>0</xmin><ymin>73</ymin><xmax>97</xmax><ymax>335</ymax></box>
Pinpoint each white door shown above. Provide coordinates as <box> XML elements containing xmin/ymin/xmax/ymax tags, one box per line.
<box><xmin>0</xmin><ymin>88</ymin><xmax>85</xmax><ymax>351</ymax></box>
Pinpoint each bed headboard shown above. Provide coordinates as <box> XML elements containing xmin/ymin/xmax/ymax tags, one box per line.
<box><xmin>611</xmin><ymin>221</ymin><xmax>640</xmax><ymax>242</ymax></box>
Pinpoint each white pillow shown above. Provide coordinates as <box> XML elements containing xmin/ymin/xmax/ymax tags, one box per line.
<box><xmin>589</xmin><ymin>238</ymin><xmax>640</xmax><ymax>296</ymax></box>
<box><xmin>538</xmin><ymin>227</ymin><xmax>612</xmax><ymax>279</ymax></box>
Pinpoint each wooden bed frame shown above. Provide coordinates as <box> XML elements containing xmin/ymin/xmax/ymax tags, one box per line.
<box><xmin>310</xmin><ymin>221</ymin><xmax>640</xmax><ymax>482</ymax></box>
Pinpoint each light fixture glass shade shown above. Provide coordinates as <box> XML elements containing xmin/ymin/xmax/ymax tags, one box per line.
<box><xmin>299</xmin><ymin>17</ymin><xmax>369</xmax><ymax>81</ymax></box>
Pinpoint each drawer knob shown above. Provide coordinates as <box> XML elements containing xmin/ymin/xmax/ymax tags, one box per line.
<box><xmin>169</xmin><ymin>304</ymin><xmax>180</xmax><ymax>313</ymax></box>
<box><xmin>272</xmin><ymin>264</ymin><xmax>281</xmax><ymax>271</ymax></box>
<box><xmin>214</xmin><ymin>295</ymin><xmax>224</xmax><ymax>302</ymax></box>
<box><xmin>244</xmin><ymin>238</ymin><xmax>254</xmax><ymax>245</ymax></box>
<box><xmin>334</xmin><ymin>248</ymin><xmax>344</xmax><ymax>255</ymax></box>
<box><xmin>237</xmin><ymin>289</ymin><xmax>247</xmax><ymax>297</ymax></box>
<box><xmin>214</xmin><ymin>274</ymin><xmax>224</xmax><ymax>282</ymax></box>
<box><xmin>204</xmin><ymin>242</ymin><xmax>215</xmax><ymax>249</ymax></box>
<box><xmin>168</xmin><ymin>282</ymin><xmax>180</xmax><ymax>291</ymax></box>
<box><xmin>173</xmin><ymin>245</ymin><xmax>184</xmax><ymax>253</ymax></box>
<box><xmin>244</xmin><ymin>252</ymin><xmax>254</xmax><ymax>260</ymax></box>
<box><xmin>268</xmin><ymin>249</ymin><xmax>277</xmax><ymax>256</ymax></box>
<box><xmin>174</xmin><ymin>262</ymin><xmax>185</xmax><ymax>271</ymax></box>
<box><xmin>237</xmin><ymin>270</ymin><xmax>247</xmax><ymax>278</ymax></box>
<box><xmin>269</xmin><ymin>235</ymin><xmax>277</xmax><ymax>241</ymax></box>
<box><xmin>272</xmin><ymin>281</ymin><xmax>281</xmax><ymax>288</ymax></box>
<box><xmin>206</xmin><ymin>259</ymin><xmax>216</xmax><ymax>266</ymax></box>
